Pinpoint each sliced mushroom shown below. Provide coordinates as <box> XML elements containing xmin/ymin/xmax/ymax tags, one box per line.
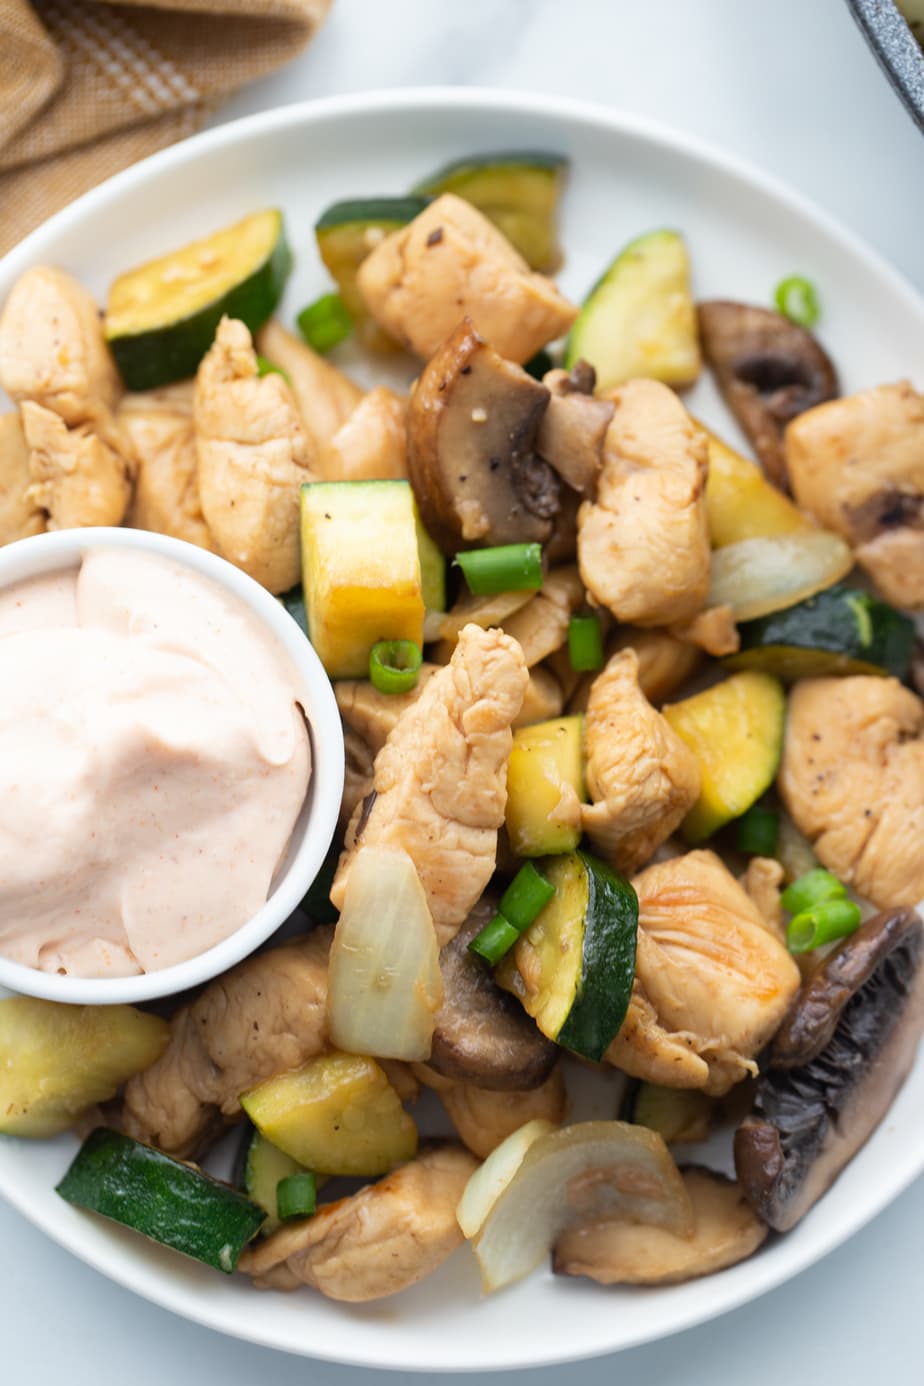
<box><xmin>406</xmin><ymin>318</ymin><xmax>558</xmax><ymax>553</ymax></box>
<box><xmin>536</xmin><ymin>363</ymin><xmax>614</xmax><ymax>493</ymax></box>
<box><xmin>734</xmin><ymin>906</ymin><xmax>924</xmax><ymax>1232</ymax></box>
<box><xmin>429</xmin><ymin>896</ymin><xmax>558</xmax><ymax>1090</ymax></box>
<box><xmin>554</xmin><ymin>1167</ymin><xmax>767</xmax><ymax>1285</ymax></box>
<box><xmin>698</xmin><ymin>301</ymin><xmax>838</xmax><ymax>491</ymax></box>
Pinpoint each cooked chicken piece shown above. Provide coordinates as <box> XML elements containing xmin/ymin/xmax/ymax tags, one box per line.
<box><xmin>0</xmin><ymin>412</ymin><xmax>45</xmax><ymax>544</ymax></box>
<box><xmin>501</xmin><ymin>566</ymin><xmax>584</xmax><ymax>666</ymax></box>
<box><xmin>331</xmin><ymin>624</ymin><xmax>527</xmax><ymax>946</ymax></box>
<box><xmin>239</xmin><ymin>1143</ymin><xmax>476</xmax><ymax>1301</ymax></box>
<box><xmin>582</xmin><ymin>649</ymin><xmax>701</xmax><ymax>873</ymax></box>
<box><xmin>256</xmin><ymin>319</ymin><xmax>362</xmax><ymax>458</ymax></box>
<box><xmin>20</xmin><ymin>401</ymin><xmax>131</xmax><ymax>529</ymax></box>
<box><xmin>784</xmin><ymin>381</ymin><xmax>924</xmax><ymax>607</ymax></box>
<box><xmin>335</xmin><ymin>666</ymin><xmax>439</xmax><ymax>754</ymax></box>
<box><xmin>378</xmin><ymin>1059</ymin><xmax>421</xmax><ymax>1106</ymax></box>
<box><xmin>0</xmin><ymin>266</ymin><xmax>120</xmax><ymax>426</ymax></box>
<box><xmin>195</xmin><ymin>317</ymin><xmax>314</xmax><ymax>593</ymax></box>
<box><xmin>513</xmin><ymin>666</ymin><xmax>564</xmax><ymax>728</ymax></box>
<box><xmin>606</xmin><ymin>851</ymin><xmax>800</xmax><ymax>1095</ymax></box>
<box><xmin>566</xmin><ymin>627</ymin><xmax>700</xmax><ymax>717</ymax></box>
<box><xmin>121</xmin><ymin>929</ymin><xmax>331</xmax><ymax>1158</ymax></box>
<box><xmin>356</xmin><ymin>194</ymin><xmax>577</xmax><ymax>364</ymax></box>
<box><xmin>670</xmin><ymin>604</ymin><xmax>739</xmax><ymax>657</ymax></box>
<box><xmin>740</xmin><ymin>856</ymin><xmax>787</xmax><ymax>942</ymax></box>
<box><xmin>577</xmin><ymin>379</ymin><xmax>710</xmax><ymax>626</ymax></box>
<box><xmin>340</xmin><ymin>729</ymin><xmax>375</xmax><ymax>837</ymax></box>
<box><xmin>118</xmin><ymin>383</ymin><xmax>213</xmax><ymax>549</ymax></box>
<box><xmin>317</xmin><ymin>386</ymin><xmax>407</xmax><ymax>481</ymax></box>
<box><xmin>415</xmin><ymin>1064</ymin><xmax>566</xmax><ymax>1158</ymax></box>
<box><xmin>779</xmin><ymin>675</ymin><xmax>924</xmax><ymax>908</ymax></box>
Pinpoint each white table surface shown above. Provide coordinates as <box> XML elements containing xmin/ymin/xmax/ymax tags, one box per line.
<box><xmin>5</xmin><ymin>0</ymin><xmax>924</xmax><ymax>1380</ymax></box>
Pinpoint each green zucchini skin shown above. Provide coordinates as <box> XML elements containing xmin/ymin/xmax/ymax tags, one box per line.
<box><xmin>728</xmin><ymin>584</ymin><xmax>914</xmax><ymax>681</ymax></box>
<box><xmin>57</xmin><ymin>1128</ymin><xmax>265</xmax><ymax>1272</ymax></box>
<box><xmin>558</xmin><ymin>851</ymin><xmax>638</xmax><ymax>1063</ymax></box>
<box><xmin>315</xmin><ymin>197</ymin><xmax>430</xmax><ymax>232</ymax></box>
<box><xmin>411</xmin><ymin>150</ymin><xmax>568</xmax><ymax>192</ymax></box>
<box><xmin>109</xmin><ymin>226</ymin><xmax>291</xmax><ymax>392</ymax></box>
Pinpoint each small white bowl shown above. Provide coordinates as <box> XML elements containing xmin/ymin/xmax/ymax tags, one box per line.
<box><xmin>0</xmin><ymin>526</ymin><xmax>344</xmax><ymax>1006</ymax></box>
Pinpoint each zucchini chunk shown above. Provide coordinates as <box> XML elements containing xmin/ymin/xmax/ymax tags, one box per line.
<box><xmin>412</xmin><ymin>151</ymin><xmax>567</xmax><ymax>272</ymax></box>
<box><xmin>56</xmin><ymin>1128</ymin><xmax>265</xmax><ymax>1273</ymax></box>
<box><xmin>663</xmin><ymin>672</ymin><xmax>786</xmax><ymax>843</ymax></box>
<box><xmin>315</xmin><ymin>196</ymin><xmax>429</xmax><ymax>347</ymax></box>
<box><xmin>0</xmin><ymin>997</ymin><xmax>167</xmax><ymax>1138</ymax></box>
<box><xmin>631</xmin><ymin>1083</ymin><xmax>715</xmax><ymax>1145</ymax></box>
<box><xmin>505</xmin><ymin>715</ymin><xmax>586</xmax><ymax>856</ymax></box>
<box><xmin>564</xmin><ymin>229</ymin><xmax>701</xmax><ymax>393</ymax></box>
<box><xmin>726</xmin><ymin>584</ymin><xmax>914</xmax><ymax>682</ymax></box>
<box><xmin>238</xmin><ymin>1128</ymin><xmax>307</xmax><ymax>1235</ymax></box>
<box><xmin>703</xmin><ymin>426</ymin><xmax>810</xmax><ymax>547</ymax></box>
<box><xmin>299</xmin><ymin>479</ymin><xmax>425</xmax><ymax>678</ymax></box>
<box><xmin>105</xmin><ymin>209</ymin><xmax>290</xmax><ymax>390</ymax></box>
<box><xmin>497</xmin><ymin>850</ymin><xmax>638</xmax><ymax>1063</ymax></box>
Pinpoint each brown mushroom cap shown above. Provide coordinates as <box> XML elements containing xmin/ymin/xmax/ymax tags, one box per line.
<box><xmin>698</xmin><ymin>300</ymin><xmax>838</xmax><ymax>491</ymax></box>
<box><xmin>535</xmin><ymin>362</ymin><xmax>614</xmax><ymax>494</ymax></box>
<box><xmin>428</xmin><ymin>896</ymin><xmax>558</xmax><ymax>1090</ymax></box>
<box><xmin>406</xmin><ymin>318</ymin><xmax>559</xmax><ymax>554</ymax></box>
<box><xmin>734</xmin><ymin>907</ymin><xmax>924</xmax><ymax>1232</ymax></box>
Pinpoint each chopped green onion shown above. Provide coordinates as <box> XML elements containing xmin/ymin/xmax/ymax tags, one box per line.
<box><xmin>774</xmin><ymin>275</ymin><xmax>820</xmax><ymax>329</ymax></box>
<box><xmin>787</xmin><ymin>898</ymin><xmax>862</xmax><ymax>954</ymax></box>
<box><xmin>498</xmin><ymin>862</ymin><xmax>555</xmax><ymax>931</ymax></box>
<box><xmin>468</xmin><ymin>912</ymin><xmax>521</xmax><ymax>966</ymax></box>
<box><xmin>276</xmin><ymin>1172</ymin><xmax>317</xmax><ymax>1222</ymax></box>
<box><xmin>524</xmin><ymin>348</ymin><xmax>555</xmax><ymax>381</ymax></box>
<box><xmin>781</xmin><ymin>867</ymin><xmax>846</xmax><ymax>916</ymax></box>
<box><xmin>455</xmin><ymin>543</ymin><xmax>543</xmax><ymax>596</ymax></box>
<box><xmin>368</xmin><ymin>639</ymin><xmax>422</xmax><ymax>695</ymax></box>
<box><xmin>297</xmin><ymin>292</ymin><xmax>353</xmax><ymax>353</ymax></box>
<box><xmin>568</xmin><ymin>614</ymin><xmax>604</xmax><ymax>672</ymax></box>
<box><xmin>735</xmin><ymin>805</ymin><xmax>780</xmax><ymax>857</ymax></box>
<box><xmin>255</xmin><ymin>353</ymin><xmax>291</xmax><ymax>383</ymax></box>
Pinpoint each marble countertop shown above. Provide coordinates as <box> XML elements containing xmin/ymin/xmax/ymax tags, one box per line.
<box><xmin>4</xmin><ymin>1</ymin><xmax>923</xmax><ymax>1382</ymax></box>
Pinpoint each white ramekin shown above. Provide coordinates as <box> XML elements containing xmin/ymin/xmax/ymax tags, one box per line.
<box><xmin>0</xmin><ymin>526</ymin><xmax>343</xmax><ymax>1005</ymax></box>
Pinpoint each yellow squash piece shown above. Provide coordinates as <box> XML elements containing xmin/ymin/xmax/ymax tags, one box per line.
<box><xmin>240</xmin><ymin>1051</ymin><xmax>418</xmax><ymax>1177</ymax></box>
<box><xmin>505</xmin><ymin>715</ymin><xmax>586</xmax><ymax>856</ymax></box>
<box><xmin>703</xmin><ymin>427</ymin><xmax>810</xmax><ymax>547</ymax></box>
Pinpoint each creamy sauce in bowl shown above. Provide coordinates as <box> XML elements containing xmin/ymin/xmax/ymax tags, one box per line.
<box><xmin>0</xmin><ymin>548</ymin><xmax>311</xmax><ymax>978</ymax></box>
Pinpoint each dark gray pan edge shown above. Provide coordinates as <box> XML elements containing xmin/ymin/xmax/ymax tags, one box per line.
<box><xmin>847</xmin><ymin>0</ymin><xmax>924</xmax><ymax>132</ymax></box>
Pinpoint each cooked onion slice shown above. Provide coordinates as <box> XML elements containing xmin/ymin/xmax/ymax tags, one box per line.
<box><xmin>328</xmin><ymin>846</ymin><xmax>443</xmax><ymax>1061</ymax></box>
<box><xmin>456</xmin><ymin>1119</ymin><xmax>555</xmax><ymax>1240</ymax></box>
<box><xmin>708</xmin><ymin>531</ymin><xmax>853</xmax><ymax>622</ymax></box>
<box><xmin>471</xmin><ymin>1120</ymin><xmax>693</xmax><ymax>1293</ymax></box>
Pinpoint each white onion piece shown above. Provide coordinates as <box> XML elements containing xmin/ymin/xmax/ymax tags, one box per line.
<box><xmin>472</xmin><ymin>1120</ymin><xmax>693</xmax><ymax>1293</ymax></box>
<box><xmin>328</xmin><ymin>846</ymin><xmax>443</xmax><ymax>1061</ymax></box>
<box><xmin>456</xmin><ymin>1119</ymin><xmax>555</xmax><ymax>1240</ymax></box>
<box><xmin>708</xmin><ymin>531</ymin><xmax>853</xmax><ymax>622</ymax></box>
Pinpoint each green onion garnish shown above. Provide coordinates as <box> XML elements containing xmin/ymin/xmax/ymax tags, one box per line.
<box><xmin>735</xmin><ymin>805</ymin><xmax>779</xmax><ymax>857</ymax></box>
<box><xmin>255</xmin><ymin>354</ymin><xmax>291</xmax><ymax>383</ymax></box>
<box><xmin>469</xmin><ymin>862</ymin><xmax>555</xmax><ymax>965</ymax></box>
<box><xmin>455</xmin><ymin>543</ymin><xmax>543</xmax><ymax>596</ymax></box>
<box><xmin>568</xmin><ymin>614</ymin><xmax>604</xmax><ymax>672</ymax></box>
<box><xmin>276</xmin><ymin>1172</ymin><xmax>317</xmax><ymax>1222</ymax></box>
<box><xmin>787</xmin><ymin>898</ymin><xmax>862</xmax><ymax>954</ymax></box>
<box><xmin>781</xmin><ymin>867</ymin><xmax>846</xmax><ymax>916</ymax></box>
<box><xmin>297</xmin><ymin>292</ymin><xmax>353</xmax><ymax>354</ymax></box>
<box><xmin>774</xmin><ymin>275</ymin><xmax>820</xmax><ymax>329</ymax></box>
<box><xmin>368</xmin><ymin>639</ymin><xmax>423</xmax><ymax>695</ymax></box>
<box><xmin>467</xmin><ymin>913</ymin><xmax>522</xmax><ymax>965</ymax></box>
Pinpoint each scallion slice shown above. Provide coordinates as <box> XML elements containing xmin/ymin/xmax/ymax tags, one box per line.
<box><xmin>568</xmin><ymin>614</ymin><xmax>604</xmax><ymax>672</ymax></box>
<box><xmin>368</xmin><ymin>639</ymin><xmax>422</xmax><ymax>695</ymax></box>
<box><xmin>469</xmin><ymin>862</ymin><xmax>555</xmax><ymax>965</ymax></box>
<box><xmin>787</xmin><ymin>898</ymin><xmax>862</xmax><ymax>954</ymax></box>
<box><xmin>297</xmin><ymin>292</ymin><xmax>353</xmax><ymax>353</ymax></box>
<box><xmin>455</xmin><ymin>543</ymin><xmax>543</xmax><ymax>596</ymax></box>
<box><xmin>468</xmin><ymin>913</ymin><xmax>521</xmax><ymax>966</ymax></box>
<box><xmin>781</xmin><ymin>867</ymin><xmax>846</xmax><ymax>916</ymax></box>
<box><xmin>774</xmin><ymin>275</ymin><xmax>820</xmax><ymax>329</ymax></box>
<box><xmin>255</xmin><ymin>353</ymin><xmax>291</xmax><ymax>383</ymax></box>
<box><xmin>735</xmin><ymin>805</ymin><xmax>779</xmax><ymax>857</ymax></box>
<box><xmin>276</xmin><ymin>1171</ymin><xmax>317</xmax><ymax>1222</ymax></box>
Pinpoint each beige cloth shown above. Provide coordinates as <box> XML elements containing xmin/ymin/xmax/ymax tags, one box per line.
<box><xmin>0</xmin><ymin>0</ymin><xmax>331</xmax><ymax>255</ymax></box>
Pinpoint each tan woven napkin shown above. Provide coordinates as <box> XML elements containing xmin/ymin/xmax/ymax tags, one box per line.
<box><xmin>0</xmin><ymin>0</ymin><xmax>331</xmax><ymax>256</ymax></box>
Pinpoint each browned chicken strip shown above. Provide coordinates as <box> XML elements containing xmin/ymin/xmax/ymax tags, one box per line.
<box><xmin>335</xmin><ymin>666</ymin><xmax>439</xmax><ymax>754</ymax></box>
<box><xmin>317</xmin><ymin>386</ymin><xmax>408</xmax><ymax>481</ymax></box>
<box><xmin>119</xmin><ymin>382</ymin><xmax>213</xmax><ymax>549</ymax></box>
<box><xmin>0</xmin><ymin>412</ymin><xmax>45</xmax><ymax>544</ymax></box>
<box><xmin>20</xmin><ymin>401</ymin><xmax>132</xmax><ymax>530</ymax></box>
<box><xmin>415</xmin><ymin>1064</ymin><xmax>566</xmax><ymax>1159</ymax></box>
<box><xmin>255</xmin><ymin>319</ymin><xmax>361</xmax><ymax>458</ymax></box>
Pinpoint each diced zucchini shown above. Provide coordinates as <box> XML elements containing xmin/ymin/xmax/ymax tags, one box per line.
<box><xmin>56</xmin><ymin>1129</ymin><xmax>265</xmax><ymax>1273</ymax></box>
<box><xmin>0</xmin><ymin>998</ymin><xmax>168</xmax><ymax>1138</ymax></box>
<box><xmin>105</xmin><ymin>209</ymin><xmax>290</xmax><ymax>390</ymax></box>
<box><xmin>299</xmin><ymin>479</ymin><xmax>425</xmax><ymax>678</ymax></box>
<box><xmin>564</xmin><ymin>230</ymin><xmax>701</xmax><ymax>393</ymax></box>
<box><xmin>315</xmin><ymin>197</ymin><xmax>429</xmax><ymax>348</ymax></box>
<box><xmin>412</xmin><ymin>151</ymin><xmax>568</xmax><ymax>271</ymax></box>
<box><xmin>414</xmin><ymin>502</ymin><xmax>447</xmax><ymax>614</ymax></box>
<box><xmin>632</xmin><ymin>1084</ymin><xmax>715</xmax><ymax>1145</ymax></box>
<box><xmin>726</xmin><ymin>584</ymin><xmax>914</xmax><ymax>682</ymax></box>
<box><xmin>497</xmin><ymin>850</ymin><xmax>638</xmax><ymax>1063</ymax></box>
<box><xmin>240</xmin><ymin>1051</ymin><xmax>417</xmax><ymax>1177</ymax></box>
<box><xmin>663</xmin><ymin>672</ymin><xmax>786</xmax><ymax>843</ymax></box>
<box><xmin>703</xmin><ymin>427</ymin><xmax>810</xmax><ymax>547</ymax></box>
<box><xmin>237</xmin><ymin>1128</ymin><xmax>306</xmax><ymax>1235</ymax></box>
<box><xmin>505</xmin><ymin>716</ymin><xmax>586</xmax><ymax>856</ymax></box>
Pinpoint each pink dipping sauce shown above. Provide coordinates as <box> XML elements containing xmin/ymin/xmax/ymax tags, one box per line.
<box><xmin>0</xmin><ymin>548</ymin><xmax>311</xmax><ymax>978</ymax></box>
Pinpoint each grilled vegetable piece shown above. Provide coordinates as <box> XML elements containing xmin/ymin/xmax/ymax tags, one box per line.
<box><xmin>707</xmin><ymin>530</ymin><xmax>854</xmax><ymax>623</ymax></box>
<box><xmin>56</xmin><ymin>1128</ymin><xmax>265</xmax><ymax>1272</ymax></box>
<box><xmin>456</xmin><ymin>1118</ymin><xmax>555</xmax><ymax>1239</ymax></box>
<box><xmin>299</xmin><ymin>479</ymin><xmax>424</xmax><ymax>677</ymax></box>
<box><xmin>565</xmin><ymin>230</ymin><xmax>701</xmax><ymax>394</ymax></box>
<box><xmin>703</xmin><ymin>425</ymin><xmax>811</xmax><ymax>546</ymax></box>
<box><xmin>727</xmin><ymin>584</ymin><xmax>914</xmax><ymax>681</ymax></box>
<box><xmin>412</xmin><ymin>151</ymin><xmax>567</xmax><ymax>272</ymax></box>
<box><xmin>238</xmin><ymin>1128</ymin><xmax>306</xmax><ymax>1236</ymax></box>
<box><xmin>315</xmin><ymin>196</ymin><xmax>429</xmax><ymax>348</ymax></box>
<box><xmin>663</xmin><ymin>672</ymin><xmax>786</xmax><ymax>842</ymax></box>
<box><xmin>631</xmin><ymin>1084</ymin><xmax>715</xmax><ymax>1145</ymax></box>
<box><xmin>497</xmin><ymin>849</ymin><xmax>638</xmax><ymax>1063</ymax></box>
<box><xmin>241</xmin><ymin>1052</ymin><xmax>417</xmax><ymax>1177</ymax></box>
<box><xmin>0</xmin><ymin>998</ymin><xmax>167</xmax><ymax>1138</ymax></box>
<box><xmin>105</xmin><ymin>209</ymin><xmax>290</xmax><ymax>389</ymax></box>
<box><xmin>505</xmin><ymin>715</ymin><xmax>586</xmax><ymax>856</ymax></box>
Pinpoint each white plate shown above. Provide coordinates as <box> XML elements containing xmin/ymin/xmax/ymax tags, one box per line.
<box><xmin>1</xmin><ymin>88</ymin><xmax>923</xmax><ymax>1373</ymax></box>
